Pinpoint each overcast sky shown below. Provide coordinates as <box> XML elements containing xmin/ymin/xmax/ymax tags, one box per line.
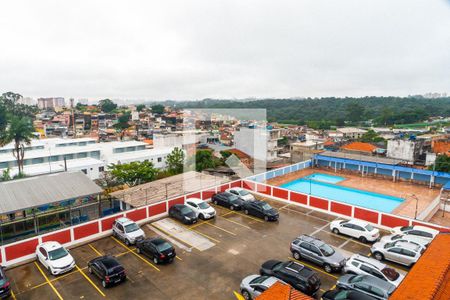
<box><xmin>1</xmin><ymin>0</ymin><xmax>450</xmax><ymax>101</ymax></box>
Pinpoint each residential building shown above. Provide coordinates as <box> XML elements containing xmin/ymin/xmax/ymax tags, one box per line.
<box><xmin>0</xmin><ymin>138</ymin><xmax>174</xmax><ymax>180</ymax></box>
<box><xmin>337</xmin><ymin>127</ymin><xmax>367</xmax><ymax>139</ymax></box>
<box><xmin>37</xmin><ymin>97</ymin><xmax>65</xmax><ymax>110</ymax></box>
<box><xmin>290</xmin><ymin>141</ymin><xmax>324</xmax><ymax>163</ymax></box>
<box><xmin>340</xmin><ymin>142</ymin><xmax>378</xmax><ymax>156</ymax></box>
<box><xmin>387</xmin><ymin>139</ymin><xmax>430</xmax><ymax>165</ymax></box>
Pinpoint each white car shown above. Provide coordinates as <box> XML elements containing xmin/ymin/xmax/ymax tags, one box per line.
<box><xmin>36</xmin><ymin>241</ymin><xmax>75</xmax><ymax>275</ymax></box>
<box><xmin>226</xmin><ymin>187</ymin><xmax>255</xmax><ymax>201</ymax></box>
<box><xmin>112</xmin><ymin>217</ymin><xmax>146</xmax><ymax>245</ymax></box>
<box><xmin>344</xmin><ymin>254</ymin><xmax>404</xmax><ymax>287</ymax></box>
<box><xmin>390</xmin><ymin>225</ymin><xmax>438</xmax><ymax>242</ymax></box>
<box><xmin>185</xmin><ymin>198</ymin><xmax>216</xmax><ymax>220</ymax></box>
<box><xmin>371</xmin><ymin>240</ymin><xmax>424</xmax><ymax>267</ymax></box>
<box><xmin>330</xmin><ymin>219</ymin><xmax>380</xmax><ymax>243</ymax></box>
<box><xmin>380</xmin><ymin>233</ymin><xmax>429</xmax><ymax>249</ymax></box>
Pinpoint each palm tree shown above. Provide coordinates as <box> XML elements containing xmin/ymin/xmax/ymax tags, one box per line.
<box><xmin>0</xmin><ymin>115</ymin><xmax>35</xmax><ymax>175</ymax></box>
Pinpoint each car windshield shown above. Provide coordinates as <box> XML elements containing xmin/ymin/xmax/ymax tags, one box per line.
<box><xmin>229</xmin><ymin>195</ymin><xmax>239</xmax><ymax>202</ymax></box>
<box><xmin>198</xmin><ymin>202</ymin><xmax>210</xmax><ymax>209</ymax></box>
<box><xmin>181</xmin><ymin>207</ymin><xmax>192</xmax><ymax>214</ymax></box>
<box><xmin>124</xmin><ymin>223</ymin><xmax>140</xmax><ymax>233</ymax></box>
<box><xmin>400</xmin><ymin>226</ymin><xmax>413</xmax><ymax>232</ymax></box>
<box><xmin>349</xmin><ymin>275</ymin><xmax>364</xmax><ymax>283</ymax></box>
<box><xmin>156</xmin><ymin>242</ymin><xmax>172</xmax><ymax>252</ymax></box>
<box><xmin>384</xmin><ymin>242</ymin><xmax>395</xmax><ymax>249</ymax></box>
<box><xmin>381</xmin><ymin>268</ymin><xmax>399</xmax><ymax>281</ymax></box>
<box><xmin>48</xmin><ymin>247</ymin><xmax>69</xmax><ymax>260</ymax></box>
<box><xmin>319</xmin><ymin>244</ymin><xmax>335</xmax><ymax>256</ymax></box>
<box><xmin>365</xmin><ymin>224</ymin><xmax>374</xmax><ymax>231</ymax></box>
<box><xmin>250</xmin><ymin>276</ymin><xmax>269</xmax><ymax>285</ymax></box>
<box><xmin>261</xmin><ymin>203</ymin><xmax>272</xmax><ymax>211</ymax></box>
<box><xmin>239</xmin><ymin>190</ymin><xmax>250</xmax><ymax>196</ymax></box>
<box><xmin>392</xmin><ymin>234</ymin><xmax>402</xmax><ymax>240</ymax></box>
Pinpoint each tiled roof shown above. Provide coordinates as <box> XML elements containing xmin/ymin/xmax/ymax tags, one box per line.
<box><xmin>340</xmin><ymin>142</ymin><xmax>377</xmax><ymax>153</ymax></box>
<box><xmin>390</xmin><ymin>233</ymin><xmax>450</xmax><ymax>300</ymax></box>
<box><xmin>256</xmin><ymin>282</ymin><xmax>313</xmax><ymax>300</ymax></box>
<box><xmin>228</xmin><ymin>148</ymin><xmax>251</xmax><ymax>159</ymax></box>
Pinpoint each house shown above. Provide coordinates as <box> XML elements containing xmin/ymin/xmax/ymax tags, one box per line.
<box><xmin>386</xmin><ymin>139</ymin><xmax>430</xmax><ymax>165</ymax></box>
<box><xmin>337</xmin><ymin>127</ymin><xmax>367</xmax><ymax>139</ymax></box>
<box><xmin>290</xmin><ymin>141</ymin><xmax>325</xmax><ymax>163</ymax></box>
<box><xmin>234</xmin><ymin>127</ymin><xmax>283</xmax><ymax>163</ymax></box>
<box><xmin>340</xmin><ymin>142</ymin><xmax>378</xmax><ymax>156</ymax></box>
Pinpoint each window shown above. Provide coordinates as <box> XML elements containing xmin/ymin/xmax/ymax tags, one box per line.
<box><xmin>353</xmin><ymin>225</ymin><xmax>364</xmax><ymax>231</ymax></box>
<box><xmin>39</xmin><ymin>247</ymin><xmax>47</xmax><ymax>257</ymax></box>
<box><xmin>351</xmin><ymin>261</ymin><xmax>359</xmax><ymax>267</ymax></box>
<box><xmin>354</xmin><ymin>283</ymin><xmax>371</xmax><ymax>292</ymax></box>
<box><xmin>310</xmin><ymin>246</ymin><xmax>321</xmax><ymax>256</ymax></box>
<box><xmin>32</xmin><ymin>157</ymin><xmax>44</xmax><ymax>164</ymax></box>
<box><xmin>388</xmin><ymin>248</ymin><xmax>402</xmax><ymax>254</ymax></box>
<box><xmin>64</xmin><ymin>154</ymin><xmax>74</xmax><ymax>160</ymax></box>
<box><xmin>99</xmin><ymin>166</ymin><xmax>104</xmax><ymax>172</ymax></box>
<box><xmin>50</xmin><ymin>155</ymin><xmax>59</xmax><ymax>162</ymax></box>
<box><xmin>401</xmin><ymin>249</ymin><xmax>416</xmax><ymax>257</ymax></box>
<box><xmin>360</xmin><ymin>265</ymin><xmax>373</xmax><ymax>274</ymax></box>
<box><xmin>78</xmin><ymin>152</ymin><xmax>88</xmax><ymax>158</ymax></box>
<box><xmin>370</xmin><ymin>287</ymin><xmax>385</xmax><ymax>297</ymax></box>
<box><xmin>81</xmin><ymin>169</ymin><xmax>87</xmax><ymax>174</ymax></box>
<box><xmin>157</xmin><ymin>157</ymin><xmax>162</xmax><ymax>162</ymax></box>
<box><xmin>343</xmin><ymin>223</ymin><xmax>353</xmax><ymax>228</ymax></box>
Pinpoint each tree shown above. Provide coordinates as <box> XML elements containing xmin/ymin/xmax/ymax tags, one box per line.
<box><xmin>194</xmin><ymin>150</ymin><xmax>216</xmax><ymax>172</ymax></box>
<box><xmin>0</xmin><ymin>102</ymin><xmax>7</xmax><ymax>132</ymax></box>
<box><xmin>359</xmin><ymin>129</ymin><xmax>385</xmax><ymax>143</ymax></box>
<box><xmin>136</xmin><ymin>104</ymin><xmax>146</xmax><ymax>112</ymax></box>
<box><xmin>346</xmin><ymin>102</ymin><xmax>365</xmax><ymax>123</ymax></box>
<box><xmin>220</xmin><ymin>150</ymin><xmax>232</xmax><ymax>160</ymax></box>
<box><xmin>429</xmin><ymin>155</ymin><xmax>450</xmax><ymax>173</ymax></box>
<box><xmin>0</xmin><ymin>115</ymin><xmax>35</xmax><ymax>175</ymax></box>
<box><xmin>1</xmin><ymin>168</ymin><xmax>11</xmax><ymax>181</ymax></box>
<box><xmin>151</xmin><ymin>104</ymin><xmax>165</xmax><ymax>115</ymax></box>
<box><xmin>1</xmin><ymin>92</ymin><xmax>37</xmax><ymax>118</ymax></box>
<box><xmin>98</xmin><ymin>99</ymin><xmax>117</xmax><ymax>113</ymax></box>
<box><xmin>166</xmin><ymin>147</ymin><xmax>185</xmax><ymax>175</ymax></box>
<box><xmin>108</xmin><ymin>160</ymin><xmax>158</xmax><ymax>186</ymax></box>
<box><xmin>114</xmin><ymin>112</ymin><xmax>131</xmax><ymax>140</ymax></box>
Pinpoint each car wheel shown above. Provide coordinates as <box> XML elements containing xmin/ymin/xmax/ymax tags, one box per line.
<box><xmin>332</xmin><ymin>228</ymin><xmax>339</xmax><ymax>234</ymax></box>
<box><xmin>112</xmin><ymin>231</ymin><xmax>117</xmax><ymax>238</ymax></box>
<box><xmin>88</xmin><ymin>266</ymin><xmax>92</xmax><ymax>274</ymax></box>
<box><xmin>199</xmin><ymin>214</ymin><xmax>204</xmax><ymax>220</ymax></box>
<box><xmin>359</xmin><ymin>236</ymin><xmax>367</xmax><ymax>243</ymax></box>
<box><xmin>374</xmin><ymin>252</ymin><xmax>384</xmax><ymax>261</ymax></box>
<box><xmin>102</xmin><ymin>280</ymin><xmax>107</xmax><ymax>288</ymax></box>
<box><xmin>324</xmin><ymin>264</ymin><xmax>332</xmax><ymax>273</ymax></box>
<box><xmin>230</xmin><ymin>205</ymin><xmax>234</xmax><ymax>210</ymax></box>
<box><xmin>264</xmin><ymin>215</ymin><xmax>269</xmax><ymax>222</ymax></box>
<box><xmin>47</xmin><ymin>266</ymin><xmax>51</xmax><ymax>274</ymax></box>
<box><xmin>213</xmin><ymin>200</ymin><xmax>218</xmax><ymax>205</ymax></box>
<box><xmin>244</xmin><ymin>209</ymin><xmax>249</xmax><ymax>215</ymax></box>
<box><xmin>241</xmin><ymin>289</ymin><xmax>252</xmax><ymax>300</ymax></box>
<box><xmin>136</xmin><ymin>247</ymin><xmax>141</xmax><ymax>254</ymax></box>
<box><xmin>153</xmin><ymin>257</ymin><xmax>158</xmax><ymax>264</ymax></box>
<box><xmin>293</xmin><ymin>251</ymin><xmax>301</xmax><ymax>260</ymax></box>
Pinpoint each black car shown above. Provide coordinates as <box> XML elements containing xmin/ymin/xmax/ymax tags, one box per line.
<box><xmin>242</xmin><ymin>200</ymin><xmax>279</xmax><ymax>221</ymax></box>
<box><xmin>322</xmin><ymin>288</ymin><xmax>377</xmax><ymax>300</ymax></box>
<box><xmin>0</xmin><ymin>266</ymin><xmax>11</xmax><ymax>299</ymax></box>
<box><xmin>169</xmin><ymin>204</ymin><xmax>198</xmax><ymax>224</ymax></box>
<box><xmin>211</xmin><ymin>192</ymin><xmax>244</xmax><ymax>210</ymax></box>
<box><xmin>88</xmin><ymin>256</ymin><xmax>126</xmax><ymax>288</ymax></box>
<box><xmin>259</xmin><ymin>260</ymin><xmax>321</xmax><ymax>296</ymax></box>
<box><xmin>136</xmin><ymin>238</ymin><xmax>176</xmax><ymax>264</ymax></box>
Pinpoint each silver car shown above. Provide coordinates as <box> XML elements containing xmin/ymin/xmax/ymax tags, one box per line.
<box><xmin>240</xmin><ymin>275</ymin><xmax>284</xmax><ymax>300</ymax></box>
<box><xmin>379</xmin><ymin>233</ymin><xmax>429</xmax><ymax>249</ymax></box>
<box><xmin>344</xmin><ymin>254</ymin><xmax>404</xmax><ymax>287</ymax></box>
<box><xmin>370</xmin><ymin>240</ymin><xmax>424</xmax><ymax>267</ymax></box>
<box><xmin>337</xmin><ymin>274</ymin><xmax>396</xmax><ymax>300</ymax></box>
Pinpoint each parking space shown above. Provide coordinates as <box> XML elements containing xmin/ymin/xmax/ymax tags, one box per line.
<box><xmin>6</xmin><ymin>195</ymin><xmax>410</xmax><ymax>299</ymax></box>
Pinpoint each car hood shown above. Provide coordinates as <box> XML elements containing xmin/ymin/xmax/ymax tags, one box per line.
<box><xmin>261</xmin><ymin>260</ymin><xmax>281</xmax><ymax>270</ymax></box>
<box><xmin>127</xmin><ymin>228</ymin><xmax>145</xmax><ymax>239</ymax></box>
<box><xmin>184</xmin><ymin>211</ymin><xmax>196</xmax><ymax>218</ymax></box>
<box><xmin>371</xmin><ymin>241</ymin><xmax>384</xmax><ymax>249</ymax></box>
<box><xmin>201</xmin><ymin>207</ymin><xmax>216</xmax><ymax>215</ymax></box>
<box><xmin>51</xmin><ymin>253</ymin><xmax>74</xmax><ymax>268</ymax></box>
<box><xmin>331</xmin><ymin>220</ymin><xmax>344</xmax><ymax>227</ymax></box>
<box><xmin>327</xmin><ymin>250</ymin><xmax>346</xmax><ymax>263</ymax></box>
<box><xmin>265</xmin><ymin>208</ymin><xmax>278</xmax><ymax>216</ymax></box>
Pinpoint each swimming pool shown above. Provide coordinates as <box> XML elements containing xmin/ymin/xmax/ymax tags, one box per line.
<box><xmin>303</xmin><ymin>173</ymin><xmax>344</xmax><ymax>184</ymax></box>
<box><xmin>280</xmin><ymin>174</ymin><xmax>404</xmax><ymax>213</ymax></box>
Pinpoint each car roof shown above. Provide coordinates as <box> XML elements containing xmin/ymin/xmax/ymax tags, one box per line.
<box><xmin>149</xmin><ymin>237</ymin><xmax>168</xmax><ymax>245</ymax></box>
<box><xmin>115</xmin><ymin>217</ymin><xmax>134</xmax><ymax>225</ymax></box>
<box><xmin>393</xmin><ymin>241</ymin><xmax>420</xmax><ymax>251</ymax></box>
<box><xmin>298</xmin><ymin>235</ymin><xmax>325</xmax><ymax>246</ymax></box>
<box><xmin>186</xmin><ymin>198</ymin><xmax>204</xmax><ymax>204</ymax></box>
<box><xmin>260</xmin><ymin>276</ymin><xmax>280</xmax><ymax>287</ymax></box>
<box><xmin>350</xmin><ymin>254</ymin><xmax>386</xmax><ymax>269</ymax></box>
<box><xmin>98</xmin><ymin>256</ymin><xmax>121</xmax><ymax>269</ymax></box>
<box><xmin>358</xmin><ymin>274</ymin><xmax>395</xmax><ymax>290</ymax></box>
<box><xmin>412</xmin><ymin>225</ymin><xmax>439</xmax><ymax>234</ymax></box>
<box><xmin>40</xmin><ymin>241</ymin><xmax>63</xmax><ymax>250</ymax></box>
<box><xmin>348</xmin><ymin>219</ymin><xmax>370</xmax><ymax>226</ymax></box>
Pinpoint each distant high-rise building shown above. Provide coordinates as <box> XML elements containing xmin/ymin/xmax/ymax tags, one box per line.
<box><xmin>17</xmin><ymin>96</ymin><xmax>35</xmax><ymax>106</ymax></box>
<box><xmin>37</xmin><ymin>97</ymin><xmax>65</xmax><ymax>109</ymax></box>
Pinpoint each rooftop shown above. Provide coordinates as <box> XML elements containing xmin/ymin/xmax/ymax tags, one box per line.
<box><xmin>256</xmin><ymin>282</ymin><xmax>313</xmax><ymax>300</ymax></box>
<box><xmin>340</xmin><ymin>142</ymin><xmax>378</xmax><ymax>153</ymax></box>
<box><xmin>337</xmin><ymin>127</ymin><xmax>367</xmax><ymax>134</ymax></box>
<box><xmin>390</xmin><ymin>233</ymin><xmax>450</xmax><ymax>300</ymax></box>
<box><xmin>317</xmin><ymin>151</ymin><xmax>400</xmax><ymax>165</ymax></box>
<box><xmin>0</xmin><ymin>171</ymin><xmax>102</xmax><ymax>214</ymax></box>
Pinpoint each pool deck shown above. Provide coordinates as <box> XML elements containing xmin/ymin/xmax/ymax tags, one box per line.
<box><xmin>267</xmin><ymin>168</ymin><xmax>441</xmax><ymax>221</ymax></box>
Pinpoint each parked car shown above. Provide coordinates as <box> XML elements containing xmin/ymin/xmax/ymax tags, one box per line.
<box><xmin>226</xmin><ymin>187</ymin><xmax>255</xmax><ymax>201</ymax></box>
<box><xmin>112</xmin><ymin>217</ymin><xmax>146</xmax><ymax>246</ymax></box>
<box><xmin>379</xmin><ymin>233</ymin><xmax>429</xmax><ymax>249</ymax></box>
<box><xmin>240</xmin><ymin>275</ymin><xmax>285</xmax><ymax>300</ymax></box>
<box><xmin>168</xmin><ymin>204</ymin><xmax>198</xmax><ymax>224</ymax></box>
<box><xmin>330</xmin><ymin>219</ymin><xmax>380</xmax><ymax>243</ymax></box>
<box><xmin>0</xmin><ymin>266</ymin><xmax>12</xmax><ymax>298</ymax></box>
<box><xmin>370</xmin><ymin>240</ymin><xmax>424</xmax><ymax>267</ymax></box>
<box><xmin>336</xmin><ymin>274</ymin><xmax>396</xmax><ymax>300</ymax></box>
<box><xmin>185</xmin><ymin>198</ymin><xmax>216</xmax><ymax>220</ymax></box>
<box><xmin>344</xmin><ymin>254</ymin><xmax>404</xmax><ymax>287</ymax></box>
<box><xmin>211</xmin><ymin>192</ymin><xmax>244</xmax><ymax>210</ymax></box>
<box><xmin>242</xmin><ymin>200</ymin><xmax>279</xmax><ymax>221</ymax></box>
<box><xmin>321</xmin><ymin>287</ymin><xmax>377</xmax><ymax>300</ymax></box>
<box><xmin>136</xmin><ymin>238</ymin><xmax>176</xmax><ymax>264</ymax></box>
<box><xmin>390</xmin><ymin>225</ymin><xmax>438</xmax><ymax>242</ymax></box>
<box><xmin>88</xmin><ymin>256</ymin><xmax>126</xmax><ymax>288</ymax></box>
<box><xmin>259</xmin><ymin>260</ymin><xmax>321</xmax><ymax>296</ymax></box>
<box><xmin>35</xmin><ymin>241</ymin><xmax>75</xmax><ymax>275</ymax></box>
<box><xmin>290</xmin><ymin>235</ymin><xmax>346</xmax><ymax>273</ymax></box>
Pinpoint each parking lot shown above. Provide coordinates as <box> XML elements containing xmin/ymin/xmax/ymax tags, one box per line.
<box><xmin>6</xmin><ymin>196</ymin><xmax>409</xmax><ymax>300</ymax></box>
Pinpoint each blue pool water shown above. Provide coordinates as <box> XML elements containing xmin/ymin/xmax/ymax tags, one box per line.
<box><xmin>281</xmin><ymin>174</ymin><xmax>404</xmax><ymax>213</ymax></box>
<box><xmin>303</xmin><ymin>173</ymin><xmax>344</xmax><ymax>184</ymax></box>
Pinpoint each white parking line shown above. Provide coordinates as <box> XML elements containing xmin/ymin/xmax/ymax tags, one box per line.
<box><xmin>338</xmin><ymin>239</ymin><xmax>351</xmax><ymax>249</ymax></box>
<box><xmin>310</xmin><ymin>218</ymin><xmax>337</xmax><ymax>236</ymax></box>
<box><xmin>147</xmin><ymin>224</ymin><xmax>193</xmax><ymax>252</ymax></box>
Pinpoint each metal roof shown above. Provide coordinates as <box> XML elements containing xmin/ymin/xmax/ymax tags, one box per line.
<box><xmin>0</xmin><ymin>171</ymin><xmax>102</xmax><ymax>214</ymax></box>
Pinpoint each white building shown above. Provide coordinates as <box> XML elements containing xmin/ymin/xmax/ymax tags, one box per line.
<box><xmin>233</xmin><ymin>127</ymin><xmax>283</xmax><ymax>162</ymax></box>
<box><xmin>37</xmin><ymin>97</ymin><xmax>65</xmax><ymax>110</ymax></box>
<box><xmin>337</xmin><ymin>127</ymin><xmax>367</xmax><ymax>139</ymax></box>
<box><xmin>0</xmin><ymin>138</ymin><xmax>174</xmax><ymax>180</ymax></box>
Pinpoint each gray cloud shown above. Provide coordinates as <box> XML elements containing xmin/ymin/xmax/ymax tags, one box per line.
<box><xmin>1</xmin><ymin>0</ymin><xmax>449</xmax><ymax>100</ymax></box>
